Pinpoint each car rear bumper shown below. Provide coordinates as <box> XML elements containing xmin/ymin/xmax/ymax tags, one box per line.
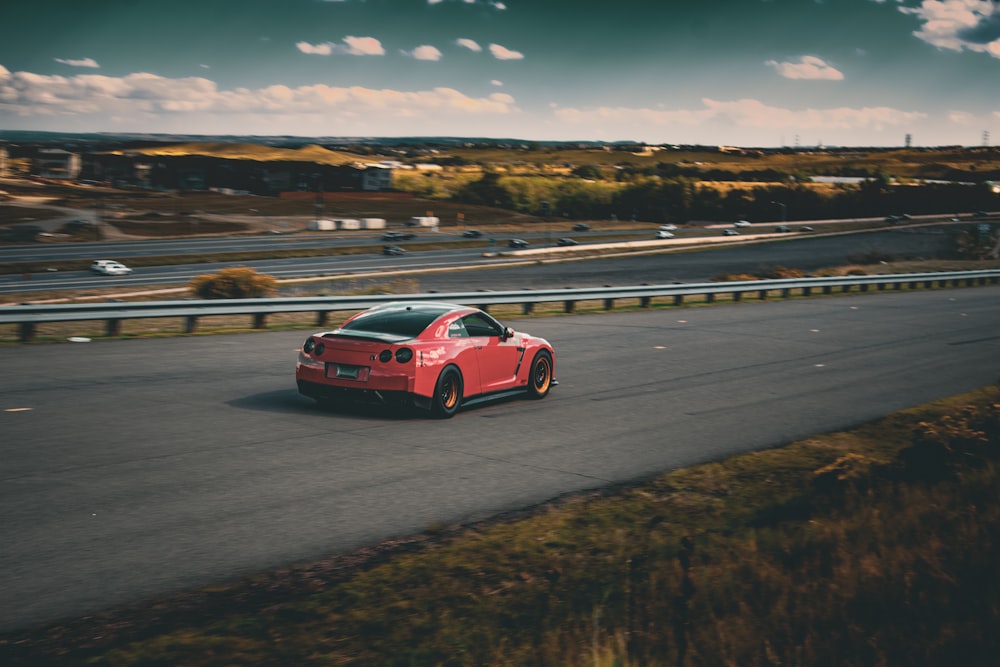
<box><xmin>297</xmin><ymin>379</ymin><xmax>413</xmax><ymax>405</ymax></box>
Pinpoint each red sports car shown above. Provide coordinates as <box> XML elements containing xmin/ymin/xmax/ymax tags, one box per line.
<box><xmin>296</xmin><ymin>301</ymin><xmax>556</xmax><ymax>417</ymax></box>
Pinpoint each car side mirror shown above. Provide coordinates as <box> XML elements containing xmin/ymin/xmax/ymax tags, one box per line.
<box><xmin>503</xmin><ymin>326</ymin><xmax>515</xmax><ymax>341</ymax></box>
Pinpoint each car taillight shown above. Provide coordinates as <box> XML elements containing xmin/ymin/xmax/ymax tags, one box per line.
<box><xmin>395</xmin><ymin>347</ymin><xmax>413</xmax><ymax>363</ymax></box>
<box><xmin>303</xmin><ymin>338</ymin><xmax>315</xmax><ymax>353</ymax></box>
<box><xmin>314</xmin><ymin>343</ymin><xmax>325</xmax><ymax>356</ymax></box>
<box><xmin>379</xmin><ymin>349</ymin><xmax>393</xmax><ymax>363</ymax></box>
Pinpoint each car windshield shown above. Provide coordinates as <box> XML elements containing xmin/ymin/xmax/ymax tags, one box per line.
<box><xmin>339</xmin><ymin>305</ymin><xmax>449</xmax><ymax>339</ymax></box>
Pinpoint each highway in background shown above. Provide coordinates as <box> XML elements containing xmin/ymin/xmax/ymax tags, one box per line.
<box><xmin>0</xmin><ymin>225</ymin><xmax>958</xmax><ymax>296</ymax></box>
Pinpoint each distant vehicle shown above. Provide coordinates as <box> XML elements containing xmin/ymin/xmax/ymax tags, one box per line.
<box><xmin>296</xmin><ymin>301</ymin><xmax>556</xmax><ymax>418</ymax></box>
<box><xmin>655</xmin><ymin>230</ymin><xmax>675</xmax><ymax>239</ymax></box>
<box><xmin>556</xmin><ymin>237</ymin><xmax>578</xmax><ymax>246</ymax></box>
<box><xmin>382</xmin><ymin>231</ymin><xmax>415</xmax><ymax>241</ymax></box>
<box><xmin>734</xmin><ymin>220</ymin><xmax>752</xmax><ymax>228</ymax></box>
<box><xmin>773</xmin><ymin>225</ymin><xmax>792</xmax><ymax>233</ymax></box>
<box><xmin>722</xmin><ymin>229</ymin><xmax>740</xmax><ymax>236</ymax></box>
<box><xmin>461</xmin><ymin>229</ymin><xmax>483</xmax><ymax>238</ymax></box>
<box><xmin>659</xmin><ymin>224</ymin><xmax>678</xmax><ymax>231</ymax></box>
<box><xmin>572</xmin><ymin>223</ymin><xmax>591</xmax><ymax>232</ymax></box>
<box><xmin>382</xmin><ymin>245</ymin><xmax>406</xmax><ymax>256</ymax></box>
<box><xmin>90</xmin><ymin>260</ymin><xmax>132</xmax><ymax>276</ymax></box>
<box><xmin>799</xmin><ymin>226</ymin><xmax>815</xmax><ymax>232</ymax></box>
<box><xmin>884</xmin><ymin>214</ymin><xmax>912</xmax><ymax>224</ymax></box>
<box><xmin>508</xmin><ymin>239</ymin><xmax>529</xmax><ymax>248</ymax></box>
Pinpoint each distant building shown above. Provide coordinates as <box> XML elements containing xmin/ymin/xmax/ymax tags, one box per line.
<box><xmin>362</xmin><ymin>164</ymin><xmax>393</xmax><ymax>191</ymax></box>
<box><xmin>34</xmin><ymin>148</ymin><xmax>82</xmax><ymax>180</ymax></box>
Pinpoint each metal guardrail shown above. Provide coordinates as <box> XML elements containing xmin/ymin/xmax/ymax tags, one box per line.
<box><xmin>2</xmin><ymin>270</ymin><xmax>999</xmax><ymax>342</ymax></box>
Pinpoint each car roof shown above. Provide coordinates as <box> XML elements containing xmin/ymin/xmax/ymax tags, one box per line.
<box><xmin>334</xmin><ymin>302</ymin><xmax>474</xmax><ymax>341</ymax></box>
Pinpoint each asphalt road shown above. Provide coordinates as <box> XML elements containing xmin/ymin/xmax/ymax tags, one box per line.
<box><xmin>2</xmin><ymin>285</ymin><xmax>999</xmax><ymax>631</ymax></box>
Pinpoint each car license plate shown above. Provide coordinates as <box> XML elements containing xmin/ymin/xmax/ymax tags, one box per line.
<box><xmin>328</xmin><ymin>364</ymin><xmax>368</xmax><ymax>380</ymax></box>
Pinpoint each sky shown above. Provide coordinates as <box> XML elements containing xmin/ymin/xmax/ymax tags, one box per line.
<box><xmin>1</xmin><ymin>0</ymin><xmax>998</xmax><ymax>147</ymax></box>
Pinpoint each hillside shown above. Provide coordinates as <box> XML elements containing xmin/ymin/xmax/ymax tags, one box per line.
<box><xmin>104</xmin><ymin>142</ymin><xmax>376</xmax><ymax>166</ymax></box>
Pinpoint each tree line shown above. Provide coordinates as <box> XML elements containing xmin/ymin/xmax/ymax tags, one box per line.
<box><xmin>439</xmin><ymin>171</ymin><xmax>999</xmax><ymax>224</ymax></box>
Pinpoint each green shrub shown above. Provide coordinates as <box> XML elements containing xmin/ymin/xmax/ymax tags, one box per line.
<box><xmin>188</xmin><ymin>266</ymin><xmax>277</xmax><ymax>299</ymax></box>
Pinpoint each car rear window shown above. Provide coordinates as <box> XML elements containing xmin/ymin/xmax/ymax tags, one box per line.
<box><xmin>340</xmin><ymin>307</ymin><xmax>445</xmax><ymax>338</ymax></box>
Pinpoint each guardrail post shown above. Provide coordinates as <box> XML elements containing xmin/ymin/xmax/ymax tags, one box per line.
<box><xmin>877</xmin><ymin>283</ymin><xmax>886</xmax><ymax>291</ymax></box>
<box><xmin>674</xmin><ymin>295</ymin><xmax>684</xmax><ymax>306</ymax></box>
<box><xmin>860</xmin><ymin>284</ymin><xmax>870</xmax><ymax>292</ymax></box>
<box><xmin>733</xmin><ymin>291</ymin><xmax>742</xmax><ymax>302</ymax></box>
<box><xmin>894</xmin><ymin>282</ymin><xmax>903</xmax><ymax>290</ymax></box>
<box><xmin>782</xmin><ymin>288</ymin><xmax>791</xmax><ymax>298</ymax></box>
<box><xmin>924</xmin><ymin>280</ymin><xmax>933</xmax><ymax>289</ymax></box>
<box><xmin>522</xmin><ymin>302</ymin><xmax>534</xmax><ymax>315</ymax></box>
<box><xmin>19</xmin><ymin>322</ymin><xmax>35</xmax><ymax>342</ymax></box>
<box><xmin>316</xmin><ymin>311</ymin><xmax>328</xmax><ymax>327</ymax></box>
<box><xmin>604</xmin><ymin>298</ymin><xmax>614</xmax><ymax>310</ymax></box>
<box><xmin>105</xmin><ymin>319</ymin><xmax>121</xmax><ymax>337</ymax></box>
<box><xmin>641</xmin><ymin>296</ymin><xmax>651</xmax><ymax>308</ymax></box>
<box><xmin>758</xmin><ymin>289</ymin><xmax>768</xmax><ymax>300</ymax></box>
<box><xmin>802</xmin><ymin>286</ymin><xmax>812</xmax><ymax>296</ymax></box>
<box><xmin>185</xmin><ymin>316</ymin><xmax>198</xmax><ymax>334</ymax></box>
<box><xmin>706</xmin><ymin>293</ymin><xmax>715</xmax><ymax>304</ymax></box>
<box><xmin>253</xmin><ymin>313</ymin><xmax>267</xmax><ymax>329</ymax></box>
<box><xmin>563</xmin><ymin>300</ymin><xmax>575</xmax><ymax>314</ymax></box>
<box><xmin>842</xmin><ymin>284</ymin><xmax>851</xmax><ymax>293</ymax></box>
<box><xmin>478</xmin><ymin>304</ymin><xmax>489</xmax><ymax>313</ymax></box>
<box><xmin>823</xmin><ymin>286</ymin><xmax>832</xmax><ymax>295</ymax></box>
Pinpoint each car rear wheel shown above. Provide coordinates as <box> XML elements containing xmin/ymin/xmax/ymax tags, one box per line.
<box><xmin>431</xmin><ymin>366</ymin><xmax>463</xmax><ymax>418</ymax></box>
<box><xmin>527</xmin><ymin>351</ymin><xmax>553</xmax><ymax>399</ymax></box>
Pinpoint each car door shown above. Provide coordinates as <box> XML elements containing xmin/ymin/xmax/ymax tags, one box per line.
<box><xmin>461</xmin><ymin>312</ymin><xmax>522</xmax><ymax>393</ymax></box>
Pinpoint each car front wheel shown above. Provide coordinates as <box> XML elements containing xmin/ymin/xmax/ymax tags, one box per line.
<box><xmin>431</xmin><ymin>366</ymin><xmax>463</xmax><ymax>418</ymax></box>
<box><xmin>527</xmin><ymin>351</ymin><xmax>553</xmax><ymax>399</ymax></box>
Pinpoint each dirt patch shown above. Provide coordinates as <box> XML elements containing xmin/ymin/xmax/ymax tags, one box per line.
<box><xmin>108</xmin><ymin>218</ymin><xmax>250</xmax><ymax>236</ymax></box>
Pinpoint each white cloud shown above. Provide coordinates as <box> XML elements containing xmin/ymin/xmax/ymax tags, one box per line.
<box><xmin>900</xmin><ymin>0</ymin><xmax>1000</xmax><ymax>59</ymax></box>
<box><xmin>766</xmin><ymin>55</ymin><xmax>844</xmax><ymax>80</ymax></box>
<box><xmin>407</xmin><ymin>45</ymin><xmax>443</xmax><ymax>61</ymax></box>
<box><xmin>491</xmin><ymin>79</ymin><xmax>503</xmax><ymax>86</ymax></box>
<box><xmin>947</xmin><ymin>110</ymin><xmax>977</xmax><ymax>124</ymax></box>
<box><xmin>456</xmin><ymin>38</ymin><xmax>482</xmax><ymax>52</ymax></box>
<box><xmin>488</xmin><ymin>43</ymin><xmax>524</xmax><ymax>60</ymax></box>
<box><xmin>0</xmin><ymin>67</ymin><xmax>518</xmax><ymax>124</ymax></box>
<box><xmin>54</xmin><ymin>57</ymin><xmax>99</xmax><ymax>68</ymax></box>
<box><xmin>296</xmin><ymin>36</ymin><xmax>385</xmax><ymax>56</ymax></box>
<box><xmin>342</xmin><ymin>36</ymin><xmax>385</xmax><ymax>56</ymax></box>
<box><xmin>551</xmin><ymin>98</ymin><xmax>925</xmax><ymax>133</ymax></box>
<box><xmin>296</xmin><ymin>41</ymin><xmax>335</xmax><ymax>55</ymax></box>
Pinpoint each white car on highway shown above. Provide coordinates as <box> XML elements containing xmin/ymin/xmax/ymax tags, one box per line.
<box><xmin>91</xmin><ymin>260</ymin><xmax>133</xmax><ymax>276</ymax></box>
